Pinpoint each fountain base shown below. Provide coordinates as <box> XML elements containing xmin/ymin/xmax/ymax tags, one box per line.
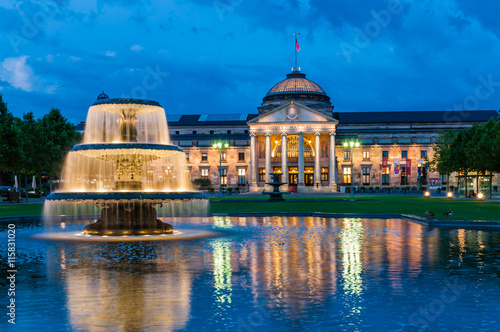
<box><xmin>83</xmin><ymin>201</ymin><xmax>174</xmax><ymax>236</ymax></box>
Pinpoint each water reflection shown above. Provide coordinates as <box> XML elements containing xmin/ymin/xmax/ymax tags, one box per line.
<box><xmin>33</xmin><ymin>216</ymin><xmax>500</xmax><ymax>331</ymax></box>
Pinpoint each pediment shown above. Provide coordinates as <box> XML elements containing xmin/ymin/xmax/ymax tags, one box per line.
<box><xmin>247</xmin><ymin>101</ymin><xmax>338</xmax><ymax>124</ymax></box>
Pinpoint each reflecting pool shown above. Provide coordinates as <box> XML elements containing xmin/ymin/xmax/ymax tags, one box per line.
<box><xmin>2</xmin><ymin>217</ymin><xmax>500</xmax><ymax>331</ymax></box>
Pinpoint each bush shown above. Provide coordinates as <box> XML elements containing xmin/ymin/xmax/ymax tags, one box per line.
<box><xmin>450</xmin><ymin>185</ymin><xmax>455</xmax><ymax>190</ymax></box>
<box><xmin>368</xmin><ymin>186</ymin><xmax>374</xmax><ymax>191</ymax></box>
<box><xmin>360</xmin><ymin>186</ymin><xmax>366</xmax><ymax>191</ymax></box>
<box><xmin>418</xmin><ymin>186</ymin><xmax>425</xmax><ymax>191</ymax></box>
<box><xmin>193</xmin><ymin>178</ymin><xmax>211</xmax><ymax>187</ymax></box>
<box><xmin>207</xmin><ymin>187</ymin><xmax>215</xmax><ymax>193</ymax></box>
<box><xmin>227</xmin><ymin>187</ymin><xmax>233</xmax><ymax>193</ymax></box>
<box><xmin>375</xmin><ymin>186</ymin><xmax>380</xmax><ymax>191</ymax></box>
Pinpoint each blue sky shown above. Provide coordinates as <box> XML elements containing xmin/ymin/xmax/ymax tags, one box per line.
<box><xmin>1</xmin><ymin>0</ymin><xmax>500</xmax><ymax>124</ymax></box>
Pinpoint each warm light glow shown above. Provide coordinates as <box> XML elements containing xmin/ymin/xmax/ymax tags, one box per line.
<box><xmin>343</xmin><ymin>142</ymin><xmax>348</xmax><ymax>147</ymax></box>
<box><xmin>355</xmin><ymin>142</ymin><xmax>359</xmax><ymax>147</ymax></box>
<box><xmin>424</xmin><ymin>191</ymin><xmax>430</xmax><ymax>197</ymax></box>
<box><xmin>477</xmin><ymin>192</ymin><xmax>485</xmax><ymax>200</ymax></box>
<box><xmin>447</xmin><ymin>192</ymin><xmax>453</xmax><ymax>198</ymax></box>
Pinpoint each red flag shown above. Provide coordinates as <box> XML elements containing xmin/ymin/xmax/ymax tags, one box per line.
<box><xmin>296</xmin><ymin>39</ymin><xmax>300</xmax><ymax>51</ymax></box>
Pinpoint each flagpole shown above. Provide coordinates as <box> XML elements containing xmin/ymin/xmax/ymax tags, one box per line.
<box><xmin>294</xmin><ymin>34</ymin><xmax>297</xmax><ymax>70</ymax></box>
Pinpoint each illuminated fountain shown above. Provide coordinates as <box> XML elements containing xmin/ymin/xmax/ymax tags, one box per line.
<box><xmin>44</xmin><ymin>94</ymin><xmax>206</xmax><ymax>236</ymax></box>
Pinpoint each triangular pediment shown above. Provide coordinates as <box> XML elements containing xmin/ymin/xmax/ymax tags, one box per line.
<box><xmin>247</xmin><ymin>101</ymin><xmax>338</xmax><ymax>124</ymax></box>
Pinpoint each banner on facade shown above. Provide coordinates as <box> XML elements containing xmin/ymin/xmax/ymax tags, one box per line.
<box><xmin>428</xmin><ymin>178</ymin><xmax>442</xmax><ymax>190</ymax></box>
<box><xmin>393</xmin><ymin>158</ymin><xmax>400</xmax><ymax>175</ymax></box>
<box><xmin>382</xmin><ymin>157</ymin><xmax>388</xmax><ymax>173</ymax></box>
<box><xmin>406</xmin><ymin>159</ymin><xmax>411</xmax><ymax>176</ymax></box>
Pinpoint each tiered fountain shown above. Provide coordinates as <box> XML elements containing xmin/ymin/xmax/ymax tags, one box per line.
<box><xmin>44</xmin><ymin>93</ymin><xmax>207</xmax><ymax>236</ymax></box>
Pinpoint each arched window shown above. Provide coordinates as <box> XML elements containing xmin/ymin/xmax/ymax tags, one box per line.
<box><xmin>273</xmin><ymin>136</ymin><xmax>314</xmax><ymax>158</ymax></box>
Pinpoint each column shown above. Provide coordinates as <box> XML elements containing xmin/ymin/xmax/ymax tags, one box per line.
<box><xmin>314</xmin><ymin>131</ymin><xmax>321</xmax><ymax>187</ymax></box>
<box><xmin>281</xmin><ymin>132</ymin><xmax>288</xmax><ymax>185</ymax></box>
<box><xmin>298</xmin><ymin>132</ymin><xmax>305</xmax><ymax>189</ymax></box>
<box><xmin>249</xmin><ymin>132</ymin><xmax>257</xmax><ymax>190</ymax></box>
<box><xmin>329</xmin><ymin>129</ymin><xmax>337</xmax><ymax>192</ymax></box>
<box><xmin>265</xmin><ymin>132</ymin><xmax>272</xmax><ymax>183</ymax></box>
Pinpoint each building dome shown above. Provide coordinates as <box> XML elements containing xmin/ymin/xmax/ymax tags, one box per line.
<box><xmin>263</xmin><ymin>71</ymin><xmax>330</xmax><ymax>104</ymax></box>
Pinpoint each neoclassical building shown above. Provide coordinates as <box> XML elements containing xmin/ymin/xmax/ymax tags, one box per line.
<box><xmin>168</xmin><ymin>69</ymin><xmax>499</xmax><ymax>194</ymax></box>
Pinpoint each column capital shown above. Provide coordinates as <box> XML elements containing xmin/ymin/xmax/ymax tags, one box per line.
<box><xmin>250</xmin><ymin>131</ymin><xmax>257</xmax><ymax>137</ymax></box>
<box><xmin>265</xmin><ymin>131</ymin><xmax>272</xmax><ymax>137</ymax></box>
<box><xmin>329</xmin><ymin>128</ymin><xmax>336</xmax><ymax>136</ymax></box>
<box><xmin>281</xmin><ymin>131</ymin><xmax>287</xmax><ymax>137</ymax></box>
<box><xmin>314</xmin><ymin>130</ymin><xmax>321</xmax><ymax>137</ymax></box>
<box><xmin>298</xmin><ymin>131</ymin><xmax>304</xmax><ymax>137</ymax></box>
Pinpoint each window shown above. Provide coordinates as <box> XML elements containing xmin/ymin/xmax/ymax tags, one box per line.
<box><xmin>344</xmin><ymin>150</ymin><xmax>351</xmax><ymax>160</ymax></box>
<box><xmin>175</xmin><ymin>131</ymin><xmax>179</xmax><ymax>135</ymax></box>
<box><xmin>244</xmin><ymin>130</ymin><xmax>249</xmax><ymax>134</ymax></box>
<box><xmin>227</xmin><ymin>130</ymin><xmax>232</xmax><ymax>134</ymax></box>
<box><xmin>238</xmin><ymin>168</ymin><xmax>246</xmax><ymax>185</ymax></box>
<box><xmin>186</xmin><ymin>153</ymin><xmax>189</xmax><ymax>161</ymax></box>
<box><xmin>400</xmin><ymin>166</ymin><xmax>407</xmax><ymax>185</ymax></box>
<box><xmin>201</xmin><ymin>153</ymin><xmax>208</xmax><ymax>162</ymax></box>
<box><xmin>258</xmin><ymin>168</ymin><xmax>265</xmax><ymax>182</ymax></box>
<box><xmin>201</xmin><ymin>168</ymin><xmax>209</xmax><ymax>180</ymax></box>
<box><xmin>221</xmin><ymin>152</ymin><xmax>227</xmax><ymax>162</ymax></box>
<box><xmin>343</xmin><ymin>167</ymin><xmax>351</xmax><ymax>184</ymax></box>
<box><xmin>362</xmin><ymin>167</ymin><xmax>370</xmax><ymax>185</ymax></box>
<box><xmin>363</xmin><ymin>151</ymin><xmax>370</xmax><ymax>160</ymax></box>
<box><xmin>421</xmin><ymin>150</ymin><xmax>427</xmax><ymax>159</ymax></box>
<box><xmin>382</xmin><ymin>166</ymin><xmax>390</xmax><ymax>185</ymax></box>
<box><xmin>440</xmin><ymin>174</ymin><xmax>447</xmax><ymax>185</ymax></box>
<box><xmin>193</xmin><ymin>131</ymin><xmax>197</xmax><ymax>134</ymax></box>
<box><xmin>238</xmin><ymin>152</ymin><xmax>245</xmax><ymax>161</ymax></box>
<box><xmin>401</xmin><ymin>151</ymin><xmax>408</xmax><ymax>159</ymax></box>
<box><xmin>321</xmin><ymin>167</ymin><xmax>329</xmax><ymax>181</ymax></box>
<box><xmin>210</xmin><ymin>130</ymin><xmax>214</xmax><ymax>135</ymax></box>
<box><xmin>382</xmin><ymin>151</ymin><xmax>389</xmax><ymax>158</ymax></box>
<box><xmin>220</xmin><ymin>168</ymin><xmax>227</xmax><ymax>186</ymax></box>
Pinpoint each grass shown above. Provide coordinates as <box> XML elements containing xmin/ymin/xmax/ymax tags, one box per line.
<box><xmin>209</xmin><ymin>196</ymin><xmax>500</xmax><ymax>221</ymax></box>
<box><xmin>1</xmin><ymin>196</ymin><xmax>499</xmax><ymax>221</ymax></box>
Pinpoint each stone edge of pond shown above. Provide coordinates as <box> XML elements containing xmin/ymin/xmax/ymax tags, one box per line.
<box><xmin>2</xmin><ymin>214</ymin><xmax>500</xmax><ymax>230</ymax></box>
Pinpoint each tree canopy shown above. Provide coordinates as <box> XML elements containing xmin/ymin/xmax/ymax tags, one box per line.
<box><xmin>430</xmin><ymin>116</ymin><xmax>500</xmax><ymax>176</ymax></box>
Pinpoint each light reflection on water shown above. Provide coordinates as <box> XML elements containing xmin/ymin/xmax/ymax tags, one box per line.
<box><xmin>3</xmin><ymin>217</ymin><xmax>500</xmax><ymax>331</ymax></box>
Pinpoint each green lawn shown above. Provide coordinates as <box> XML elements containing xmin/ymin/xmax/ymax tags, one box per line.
<box><xmin>209</xmin><ymin>196</ymin><xmax>500</xmax><ymax>221</ymax></box>
<box><xmin>1</xmin><ymin>197</ymin><xmax>499</xmax><ymax>221</ymax></box>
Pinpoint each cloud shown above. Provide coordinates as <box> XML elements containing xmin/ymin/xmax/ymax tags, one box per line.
<box><xmin>69</xmin><ymin>56</ymin><xmax>82</xmax><ymax>61</ymax></box>
<box><xmin>131</xmin><ymin>44</ymin><xmax>144</xmax><ymax>52</ymax></box>
<box><xmin>0</xmin><ymin>56</ymin><xmax>35</xmax><ymax>92</ymax></box>
<box><xmin>105</xmin><ymin>50</ymin><xmax>116</xmax><ymax>57</ymax></box>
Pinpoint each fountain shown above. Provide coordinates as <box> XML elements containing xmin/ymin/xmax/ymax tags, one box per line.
<box><xmin>261</xmin><ymin>172</ymin><xmax>289</xmax><ymax>201</ymax></box>
<box><xmin>44</xmin><ymin>94</ymin><xmax>207</xmax><ymax>236</ymax></box>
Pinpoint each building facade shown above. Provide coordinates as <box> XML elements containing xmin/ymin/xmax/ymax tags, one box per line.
<box><xmin>167</xmin><ymin>70</ymin><xmax>498</xmax><ymax>194</ymax></box>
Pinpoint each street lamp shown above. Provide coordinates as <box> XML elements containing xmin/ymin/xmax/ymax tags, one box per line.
<box><xmin>343</xmin><ymin>140</ymin><xmax>360</xmax><ymax>197</ymax></box>
<box><xmin>213</xmin><ymin>140</ymin><xmax>229</xmax><ymax>197</ymax></box>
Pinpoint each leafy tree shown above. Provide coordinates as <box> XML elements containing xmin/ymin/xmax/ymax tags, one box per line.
<box><xmin>0</xmin><ymin>94</ymin><xmax>23</xmax><ymax>174</ymax></box>
<box><xmin>39</xmin><ymin>108</ymin><xmax>81</xmax><ymax>192</ymax></box>
<box><xmin>428</xmin><ymin>130</ymin><xmax>456</xmax><ymax>178</ymax></box>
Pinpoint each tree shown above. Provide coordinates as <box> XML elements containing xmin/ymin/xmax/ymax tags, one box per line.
<box><xmin>428</xmin><ymin>130</ymin><xmax>456</xmax><ymax>178</ymax></box>
<box><xmin>39</xmin><ymin>108</ymin><xmax>81</xmax><ymax>192</ymax></box>
<box><xmin>0</xmin><ymin>94</ymin><xmax>23</xmax><ymax>174</ymax></box>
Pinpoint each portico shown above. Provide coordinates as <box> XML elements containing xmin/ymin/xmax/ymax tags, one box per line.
<box><xmin>248</xmin><ymin>101</ymin><xmax>338</xmax><ymax>193</ymax></box>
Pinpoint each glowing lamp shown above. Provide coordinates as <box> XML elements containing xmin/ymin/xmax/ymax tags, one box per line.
<box><xmin>477</xmin><ymin>193</ymin><xmax>485</xmax><ymax>200</ymax></box>
<box><xmin>424</xmin><ymin>191</ymin><xmax>430</xmax><ymax>197</ymax></box>
<box><xmin>447</xmin><ymin>192</ymin><xmax>453</xmax><ymax>198</ymax></box>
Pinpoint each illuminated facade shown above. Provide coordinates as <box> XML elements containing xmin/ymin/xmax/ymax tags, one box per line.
<box><xmin>168</xmin><ymin>70</ymin><xmax>499</xmax><ymax>193</ymax></box>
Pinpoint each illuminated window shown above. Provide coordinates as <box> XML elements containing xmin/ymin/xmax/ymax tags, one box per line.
<box><xmin>321</xmin><ymin>167</ymin><xmax>329</xmax><ymax>181</ymax></box>
<box><xmin>344</xmin><ymin>151</ymin><xmax>351</xmax><ymax>160</ymax></box>
<box><xmin>220</xmin><ymin>168</ymin><xmax>227</xmax><ymax>186</ymax></box>
<box><xmin>201</xmin><ymin>168</ymin><xmax>209</xmax><ymax>180</ymax></box>
<box><xmin>343</xmin><ymin>167</ymin><xmax>351</xmax><ymax>184</ymax></box>
<box><xmin>363</xmin><ymin>151</ymin><xmax>370</xmax><ymax>160</ymax></box>
<box><xmin>400</xmin><ymin>166</ymin><xmax>407</xmax><ymax>185</ymax></box>
<box><xmin>258</xmin><ymin>168</ymin><xmax>265</xmax><ymax>182</ymax></box>
<box><xmin>362</xmin><ymin>167</ymin><xmax>370</xmax><ymax>185</ymax></box>
<box><xmin>382</xmin><ymin>166</ymin><xmax>390</xmax><ymax>185</ymax></box>
<box><xmin>201</xmin><ymin>153</ymin><xmax>208</xmax><ymax>162</ymax></box>
<box><xmin>221</xmin><ymin>152</ymin><xmax>227</xmax><ymax>162</ymax></box>
<box><xmin>238</xmin><ymin>168</ymin><xmax>246</xmax><ymax>185</ymax></box>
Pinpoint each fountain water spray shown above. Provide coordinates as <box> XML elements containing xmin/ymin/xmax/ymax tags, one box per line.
<box><xmin>44</xmin><ymin>95</ymin><xmax>207</xmax><ymax>235</ymax></box>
